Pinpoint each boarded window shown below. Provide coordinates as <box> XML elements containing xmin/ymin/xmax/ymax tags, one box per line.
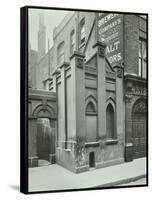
<box><xmin>85</xmin><ymin>100</ymin><xmax>97</xmax><ymax>142</ymax></box>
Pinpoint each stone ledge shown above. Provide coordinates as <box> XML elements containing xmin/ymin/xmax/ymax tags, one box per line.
<box><xmin>85</xmin><ymin>141</ymin><xmax>100</xmax><ymax>147</ymax></box>
<box><xmin>105</xmin><ymin>139</ymin><xmax>118</xmax><ymax>145</ymax></box>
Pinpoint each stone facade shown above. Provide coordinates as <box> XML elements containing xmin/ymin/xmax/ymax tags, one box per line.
<box><xmin>28</xmin><ymin>12</ymin><xmax>147</xmax><ymax>173</ymax></box>
<box><xmin>28</xmin><ymin>88</ymin><xmax>57</xmax><ymax>167</ymax></box>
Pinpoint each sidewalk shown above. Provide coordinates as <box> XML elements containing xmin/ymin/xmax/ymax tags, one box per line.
<box><xmin>29</xmin><ymin>157</ymin><xmax>147</xmax><ymax>192</ymax></box>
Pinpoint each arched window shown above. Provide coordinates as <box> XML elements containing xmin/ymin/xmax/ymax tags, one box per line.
<box><xmin>57</xmin><ymin>41</ymin><xmax>65</xmax><ymax>65</ymax></box>
<box><xmin>86</xmin><ymin>101</ymin><xmax>96</xmax><ymax>114</ymax></box>
<box><xmin>106</xmin><ymin>103</ymin><xmax>115</xmax><ymax>139</ymax></box>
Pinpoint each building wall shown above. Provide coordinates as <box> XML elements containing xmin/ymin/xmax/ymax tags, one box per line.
<box><xmin>124</xmin><ymin>15</ymin><xmax>147</xmax><ymax>75</ymax></box>
<box><xmin>36</xmin><ymin>47</ymin><xmax>54</xmax><ymax>90</ymax></box>
<box><xmin>78</xmin><ymin>12</ymin><xmax>96</xmax><ymax>56</ymax></box>
<box><xmin>28</xmin><ymin>89</ymin><xmax>57</xmax><ymax>167</ymax></box>
<box><xmin>124</xmin><ymin>15</ymin><xmax>139</xmax><ymax>75</ymax></box>
<box><xmin>29</xmin><ymin>11</ymin><xmax>147</xmax><ymax>172</ymax></box>
<box><xmin>28</xmin><ymin>49</ymin><xmax>38</xmax><ymax>88</ymax></box>
<box><xmin>52</xmin><ymin>12</ymin><xmax>76</xmax><ymax>68</ymax></box>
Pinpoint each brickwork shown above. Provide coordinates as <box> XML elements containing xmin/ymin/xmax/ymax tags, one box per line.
<box><xmin>124</xmin><ymin>15</ymin><xmax>139</xmax><ymax>75</ymax></box>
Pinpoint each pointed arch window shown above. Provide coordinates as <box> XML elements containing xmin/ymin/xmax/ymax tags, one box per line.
<box><xmin>86</xmin><ymin>101</ymin><xmax>96</xmax><ymax>114</ymax></box>
<box><xmin>106</xmin><ymin>103</ymin><xmax>115</xmax><ymax>139</ymax></box>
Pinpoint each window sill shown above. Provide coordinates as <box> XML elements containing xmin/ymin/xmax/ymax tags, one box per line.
<box><xmin>105</xmin><ymin>139</ymin><xmax>118</xmax><ymax>145</ymax></box>
<box><xmin>65</xmin><ymin>149</ymin><xmax>71</xmax><ymax>152</ymax></box>
<box><xmin>85</xmin><ymin>141</ymin><xmax>100</xmax><ymax>147</ymax></box>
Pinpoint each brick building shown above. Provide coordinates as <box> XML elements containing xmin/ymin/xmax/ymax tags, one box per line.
<box><xmin>28</xmin><ymin>11</ymin><xmax>147</xmax><ymax>173</ymax></box>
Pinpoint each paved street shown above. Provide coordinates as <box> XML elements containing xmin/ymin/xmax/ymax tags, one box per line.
<box><xmin>29</xmin><ymin>157</ymin><xmax>147</xmax><ymax>192</ymax></box>
<box><xmin>117</xmin><ymin>178</ymin><xmax>147</xmax><ymax>186</ymax></box>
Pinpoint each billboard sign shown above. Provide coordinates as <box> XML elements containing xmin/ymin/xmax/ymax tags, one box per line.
<box><xmin>97</xmin><ymin>13</ymin><xmax>123</xmax><ymax>67</ymax></box>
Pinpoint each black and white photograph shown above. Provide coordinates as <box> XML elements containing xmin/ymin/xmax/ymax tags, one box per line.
<box><xmin>21</xmin><ymin>6</ymin><xmax>148</xmax><ymax>194</ymax></box>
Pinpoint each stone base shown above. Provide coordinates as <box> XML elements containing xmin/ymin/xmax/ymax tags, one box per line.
<box><xmin>125</xmin><ymin>143</ymin><xmax>133</xmax><ymax>162</ymax></box>
<box><xmin>28</xmin><ymin>156</ymin><xmax>38</xmax><ymax>167</ymax></box>
<box><xmin>75</xmin><ymin>165</ymin><xmax>89</xmax><ymax>173</ymax></box>
<box><xmin>49</xmin><ymin>154</ymin><xmax>56</xmax><ymax>164</ymax></box>
<box><xmin>56</xmin><ymin>147</ymin><xmax>76</xmax><ymax>173</ymax></box>
<box><xmin>96</xmin><ymin>158</ymin><xmax>124</xmax><ymax>169</ymax></box>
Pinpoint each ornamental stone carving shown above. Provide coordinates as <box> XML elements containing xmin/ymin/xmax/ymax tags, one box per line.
<box><xmin>124</xmin><ymin>94</ymin><xmax>132</xmax><ymax>103</ymax></box>
<box><xmin>98</xmin><ymin>45</ymin><xmax>105</xmax><ymax>57</ymax></box>
<box><xmin>117</xmin><ymin>68</ymin><xmax>123</xmax><ymax>78</ymax></box>
<box><xmin>76</xmin><ymin>57</ymin><xmax>83</xmax><ymax>68</ymax></box>
<box><xmin>133</xmin><ymin>101</ymin><xmax>147</xmax><ymax>113</ymax></box>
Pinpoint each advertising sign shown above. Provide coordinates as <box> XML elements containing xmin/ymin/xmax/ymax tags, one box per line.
<box><xmin>97</xmin><ymin>13</ymin><xmax>123</xmax><ymax>67</ymax></box>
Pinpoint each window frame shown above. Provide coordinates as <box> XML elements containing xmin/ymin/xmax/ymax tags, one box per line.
<box><xmin>57</xmin><ymin>41</ymin><xmax>65</xmax><ymax>65</ymax></box>
<box><xmin>70</xmin><ymin>29</ymin><xmax>75</xmax><ymax>55</ymax></box>
<box><xmin>106</xmin><ymin>102</ymin><xmax>117</xmax><ymax>141</ymax></box>
<box><xmin>139</xmin><ymin>38</ymin><xmax>147</xmax><ymax>78</ymax></box>
<box><xmin>80</xmin><ymin>18</ymin><xmax>85</xmax><ymax>45</ymax></box>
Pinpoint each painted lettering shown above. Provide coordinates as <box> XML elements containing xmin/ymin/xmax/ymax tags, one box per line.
<box><xmin>108</xmin><ymin>53</ymin><xmax>122</xmax><ymax>64</ymax></box>
<box><xmin>106</xmin><ymin>41</ymin><xmax>120</xmax><ymax>55</ymax></box>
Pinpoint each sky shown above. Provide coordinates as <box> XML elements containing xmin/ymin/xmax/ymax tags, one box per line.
<box><xmin>28</xmin><ymin>8</ymin><xmax>71</xmax><ymax>51</ymax></box>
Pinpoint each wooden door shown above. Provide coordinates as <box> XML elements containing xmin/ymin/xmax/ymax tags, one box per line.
<box><xmin>132</xmin><ymin>113</ymin><xmax>146</xmax><ymax>159</ymax></box>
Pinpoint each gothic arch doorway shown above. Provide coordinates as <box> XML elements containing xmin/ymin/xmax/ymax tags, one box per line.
<box><xmin>132</xmin><ymin>99</ymin><xmax>147</xmax><ymax>159</ymax></box>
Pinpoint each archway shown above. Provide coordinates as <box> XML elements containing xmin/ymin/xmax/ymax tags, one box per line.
<box><xmin>132</xmin><ymin>99</ymin><xmax>147</xmax><ymax>159</ymax></box>
<box><xmin>32</xmin><ymin>104</ymin><xmax>56</xmax><ymax>166</ymax></box>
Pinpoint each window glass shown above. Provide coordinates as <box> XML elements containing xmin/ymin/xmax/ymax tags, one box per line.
<box><xmin>139</xmin><ymin>39</ymin><xmax>147</xmax><ymax>78</ymax></box>
<box><xmin>106</xmin><ymin>104</ymin><xmax>115</xmax><ymax>139</ymax></box>
<box><xmin>57</xmin><ymin>42</ymin><xmax>64</xmax><ymax>65</ymax></box>
<box><xmin>70</xmin><ymin>30</ymin><xmax>75</xmax><ymax>54</ymax></box>
<box><xmin>80</xmin><ymin>18</ymin><xmax>85</xmax><ymax>44</ymax></box>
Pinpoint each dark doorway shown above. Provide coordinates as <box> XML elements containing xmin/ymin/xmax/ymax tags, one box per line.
<box><xmin>132</xmin><ymin>100</ymin><xmax>147</xmax><ymax>159</ymax></box>
<box><xmin>89</xmin><ymin>152</ymin><xmax>95</xmax><ymax>168</ymax></box>
<box><xmin>37</xmin><ymin>118</ymin><xmax>51</xmax><ymax>163</ymax></box>
<box><xmin>106</xmin><ymin>103</ymin><xmax>114</xmax><ymax>139</ymax></box>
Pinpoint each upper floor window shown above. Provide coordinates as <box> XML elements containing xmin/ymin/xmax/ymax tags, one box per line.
<box><xmin>139</xmin><ymin>39</ymin><xmax>147</xmax><ymax>78</ymax></box>
<box><xmin>70</xmin><ymin>30</ymin><xmax>75</xmax><ymax>54</ymax></box>
<box><xmin>57</xmin><ymin>41</ymin><xmax>65</xmax><ymax>65</ymax></box>
<box><xmin>80</xmin><ymin>18</ymin><xmax>85</xmax><ymax>45</ymax></box>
